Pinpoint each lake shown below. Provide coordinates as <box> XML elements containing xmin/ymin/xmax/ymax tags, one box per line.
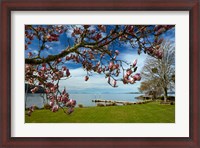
<box><xmin>25</xmin><ymin>93</ymin><xmax>143</xmax><ymax>108</ymax></box>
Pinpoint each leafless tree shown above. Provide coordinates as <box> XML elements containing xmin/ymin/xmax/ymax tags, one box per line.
<box><xmin>141</xmin><ymin>41</ymin><xmax>175</xmax><ymax>102</ymax></box>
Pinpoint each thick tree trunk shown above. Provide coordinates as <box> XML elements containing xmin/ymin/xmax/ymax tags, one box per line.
<box><xmin>163</xmin><ymin>87</ymin><xmax>168</xmax><ymax>102</ymax></box>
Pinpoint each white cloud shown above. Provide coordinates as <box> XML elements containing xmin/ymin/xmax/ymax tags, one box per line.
<box><xmin>66</xmin><ymin>27</ymin><xmax>73</xmax><ymax>38</ymax></box>
<box><xmin>69</xmin><ymin>67</ymin><xmax>87</xmax><ymax>77</ymax></box>
<box><xmin>118</xmin><ymin>49</ymin><xmax>148</xmax><ymax>73</ymax></box>
<box><xmin>88</xmin><ymin>25</ymin><xmax>96</xmax><ymax>30</ymax></box>
<box><xmin>59</xmin><ymin>64</ymin><xmax>142</xmax><ymax>93</ymax></box>
<box><xmin>32</xmin><ymin>50</ymin><xmax>39</xmax><ymax>55</ymax></box>
<box><xmin>58</xmin><ymin>43</ymin><xmax>148</xmax><ymax>93</ymax></box>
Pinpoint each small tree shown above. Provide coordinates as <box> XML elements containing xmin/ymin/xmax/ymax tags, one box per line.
<box><xmin>25</xmin><ymin>25</ymin><xmax>174</xmax><ymax>115</ymax></box>
<box><xmin>139</xmin><ymin>79</ymin><xmax>163</xmax><ymax>100</ymax></box>
<box><xmin>141</xmin><ymin>41</ymin><xmax>175</xmax><ymax>102</ymax></box>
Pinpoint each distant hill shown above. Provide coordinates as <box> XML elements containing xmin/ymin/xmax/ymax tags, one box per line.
<box><xmin>25</xmin><ymin>83</ymin><xmax>45</xmax><ymax>93</ymax></box>
<box><xmin>127</xmin><ymin>92</ymin><xmax>142</xmax><ymax>94</ymax></box>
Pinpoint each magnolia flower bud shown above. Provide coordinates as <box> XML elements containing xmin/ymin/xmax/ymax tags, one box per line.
<box><xmin>67</xmin><ymin>108</ymin><xmax>74</xmax><ymax>114</ymax></box>
<box><xmin>62</xmin><ymin>88</ymin><xmax>66</xmax><ymax>94</ymax></box>
<box><xmin>96</xmin><ymin>61</ymin><xmax>100</xmax><ymax>67</ymax></box>
<box><xmin>57</xmin><ymin>58</ymin><xmax>62</xmax><ymax>63</ymax></box>
<box><xmin>132</xmin><ymin>59</ymin><xmax>137</xmax><ymax>67</ymax></box>
<box><xmin>97</xmin><ymin>68</ymin><xmax>102</xmax><ymax>74</ymax></box>
<box><xmin>115</xmin><ymin>64</ymin><xmax>119</xmax><ymax>69</ymax></box>
<box><xmin>109</xmin><ymin>61</ymin><xmax>114</xmax><ymax>69</ymax></box>
<box><xmin>108</xmin><ymin>77</ymin><xmax>111</xmax><ymax>84</ymax></box>
<box><xmin>50</xmin><ymin>87</ymin><xmax>55</xmax><ymax>92</ymax></box>
<box><xmin>28</xmin><ymin>52</ymin><xmax>32</xmax><ymax>57</ymax></box>
<box><xmin>85</xmin><ymin>76</ymin><xmax>89</xmax><ymax>81</ymax></box>
<box><xmin>42</xmin><ymin>63</ymin><xmax>46</xmax><ymax>67</ymax></box>
<box><xmin>115</xmin><ymin>50</ymin><xmax>119</xmax><ymax>55</ymax></box>
<box><xmin>147</xmin><ymin>47</ymin><xmax>153</xmax><ymax>53</ymax></box>
<box><xmin>66</xmin><ymin>69</ymin><xmax>70</xmax><ymax>77</ymax></box>
<box><xmin>62</xmin><ymin>66</ymin><xmax>67</xmax><ymax>71</ymax></box>
<box><xmin>113</xmin><ymin>80</ymin><xmax>117</xmax><ymax>87</ymax></box>
<box><xmin>156</xmin><ymin>28</ymin><xmax>166</xmax><ymax>35</ymax></box>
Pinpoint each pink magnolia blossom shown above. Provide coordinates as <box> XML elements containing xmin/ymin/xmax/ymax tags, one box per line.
<box><xmin>45</xmin><ymin>89</ymin><xmax>50</xmax><ymax>94</ymax></box>
<box><xmin>123</xmin><ymin>77</ymin><xmax>128</xmax><ymax>84</ymax></box>
<box><xmin>129</xmin><ymin>78</ymin><xmax>135</xmax><ymax>84</ymax></box>
<box><xmin>27</xmin><ymin>110</ymin><xmax>32</xmax><ymax>116</ymax></box>
<box><xmin>41</xmin><ymin>67</ymin><xmax>46</xmax><ymax>71</ymax></box>
<box><xmin>156</xmin><ymin>50</ymin><xmax>163</xmax><ymax>59</ymax></box>
<box><xmin>42</xmin><ymin>63</ymin><xmax>46</xmax><ymax>67</ymax></box>
<box><xmin>126</xmin><ymin>69</ymin><xmax>133</xmax><ymax>76</ymax></box>
<box><xmin>62</xmin><ymin>66</ymin><xmax>67</xmax><ymax>71</ymax></box>
<box><xmin>133</xmin><ymin>73</ymin><xmax>141</xmax><ymax>81</ymax></box>
<box><xmin>57</xmin><ymin>96</ymin><xmax>61</xmax><ymax>102</ymax></box>
<box><xmin>49</xmin><ymin>101</ymin><xmax>54</xmax><ymax>107</ymax></box>
<box><xmin>31</xmin><ymin>88</ymin><xmax>35</xmax><ymax>93</ymax></box>
<box><xmin>52</xmin><ymin>105</ymin><xmax>59</xmax><ymax>112</ymax></box>
<box><xmin>66</xmin><ymin>56</ymin><xmax>71</xmax><ymax>61</ymax></box>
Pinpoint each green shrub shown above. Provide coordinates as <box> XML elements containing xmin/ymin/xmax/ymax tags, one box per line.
<box><xmin>44</xmin><ymin>104</ymin><xmax>51</xmax><ymax>109</ymax></box>
<box><xmin>106</xmin><ymin>103</ymin><xmax>117</xmax><ymax>106</ymax></box>
<box><xmin>78</xmin><ymin>104</ymin><xmax>84</xmax><ymax>108</ymax></box>
<box><xmin>34</xmin><ymin>106</ymin><xmax>40</xmax><ymax>110</ymax></box>
<box><xmin>97</xmin><ymin>103</ymin><xmax>105</xmax><ymax>107</ymax></box>
<box><xmin>157</xmin><ymin>96</ymin><xmax>175</xmax><ymax>101</ymax></box>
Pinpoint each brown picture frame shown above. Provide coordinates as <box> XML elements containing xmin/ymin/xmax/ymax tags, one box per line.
<box><xmin>0</xmin><ymin>0</ymin><xmax>199</xmax><ymax>147</ymax></box>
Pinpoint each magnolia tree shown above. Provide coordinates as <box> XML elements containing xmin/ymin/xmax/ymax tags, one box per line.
<box><xmin>25</xmin><ymin>25</ymin><xmax>174</xmax><ymax>116</ymax></box>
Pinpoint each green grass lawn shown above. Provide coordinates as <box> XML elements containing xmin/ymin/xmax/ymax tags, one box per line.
<box><xmin>25</xmin><ymin>102</ymin><xmax>175</xmax><ymax>123</ymax></box>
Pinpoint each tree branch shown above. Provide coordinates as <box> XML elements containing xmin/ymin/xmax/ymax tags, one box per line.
<box><xmin>25</xmin><ymin>42</ymin><xmax>82</xmax><ymax>65</ymax></box>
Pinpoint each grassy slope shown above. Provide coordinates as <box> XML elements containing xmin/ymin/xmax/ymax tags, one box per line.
<box><xmin>25</xmin><ymin>102</ymin><xmax>175</xmax><ymax>123</ymax></box>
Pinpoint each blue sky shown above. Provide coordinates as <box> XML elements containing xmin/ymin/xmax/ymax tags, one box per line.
<box><xmin>25</xmin><ymin>25</ymin><xmax>175</xmax><ymax>94</ymax></box>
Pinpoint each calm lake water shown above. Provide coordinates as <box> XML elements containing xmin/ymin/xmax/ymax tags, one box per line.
<box><xmin>25</xmin><ymin>93</ymin><xmax>143</xmax><ymax>108</ymax></box>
